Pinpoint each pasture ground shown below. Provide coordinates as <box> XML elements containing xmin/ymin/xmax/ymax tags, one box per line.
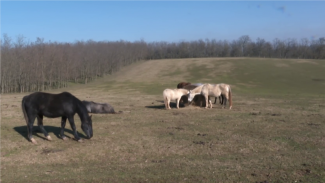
<box><xmin>1</xmin><ymin>58</ymin><xmax>325</xmax><ymax>182</ymax></box>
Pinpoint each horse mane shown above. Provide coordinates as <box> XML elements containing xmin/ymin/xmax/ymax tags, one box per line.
<box><xmin>60</xmin><ymin>93</ymin><xmax>91</xmax><ymax>122</ymax></box>
<box><xmin>192</xmin><ymin>84</ymin><xmax>205</xmax><ymax>93</ymax></box>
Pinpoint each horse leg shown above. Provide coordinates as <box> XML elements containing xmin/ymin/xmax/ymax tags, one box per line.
<box><xmin>60</xmin><ymin>116</ymin><xmax>68</xmax><ymax>140</ymax></box>
<box><xmin>223</xmin><ymin>97</ymin><xmax>228</xmax><ymax>109</ymax></box>
<box><xmin>168</xmin><ymin>99</ymin><xmax>171</xmax><ymax>109</ymax></box>
<box><xmin>219</xmin><ymin>95</ymin><xmax>223</xmax><ymax>105</ymax></box>
<box><xmin>209</xmin><ymin>96</ymin><xmax>213</xmax><ymax>108</ymax></box>
<box><xmin>37</xmin><ymin>115</ymin><xmax>51</xmax><ymax>141</ymax></box>
<box><xmin>204</xmin><ymin>96</ymin><xmax>209</xmax><ymax>109</ymax></box>
<box><xmin>176</xmin><ymin>99</ymin><xmax>180</xmax><ymax>109</ymax></box>
<box><xmin>67</xmin><ymin>117</ymin><xmax>82</xmax><ymax>142</ymax></box>
<box><xmin>164</xmin><ymin>98</ymin><xmax>168</xmax><ymax>109</ymax></box>
<box><xmin>208</xmin><ymin>96</ymin><xmax>213</xmax><ymax>108</ymax></box>
<box><xmin>26</xmin><ymin>115</ymin><xmax>37</xmax><ymax>144</ymax></box>
<box><xmin>213</xmin><ymin>97</ymin><xmax>217</xmax><ymax>104</ymax></box>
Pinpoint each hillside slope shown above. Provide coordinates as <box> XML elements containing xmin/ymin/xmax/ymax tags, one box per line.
<box><xmin>85</xmin><ymin>57</ymin><xmax>325</xmax><ymax>96</ymax></box>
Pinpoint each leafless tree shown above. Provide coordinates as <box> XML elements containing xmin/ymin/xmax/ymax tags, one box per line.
<box><xmin>1</xmin><ymin>34</ymin><xmax>324</xmax><ymax>93</ymax></box>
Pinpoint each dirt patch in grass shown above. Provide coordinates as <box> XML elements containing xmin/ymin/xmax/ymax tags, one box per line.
<box><xmin>293</xmin><ymin>59</ymin><xmax>319</xmax><ymax>65</ymax></box>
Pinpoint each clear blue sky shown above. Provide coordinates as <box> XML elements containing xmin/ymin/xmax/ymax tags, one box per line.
<box><xmin>1</xmin><ymin>1</ymin><xmax>324</xmax><ymax>43</ymax></box>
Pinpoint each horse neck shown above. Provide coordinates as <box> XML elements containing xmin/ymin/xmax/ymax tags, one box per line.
<box><xmin>194</xmin><ymin>85</ymin><xmax>203</xmax><ymax>93</ymax></box>
<box><xmin>76</xmin><ymin>102</ymin><xmax>89</xmax><ymax>123</ymax></box>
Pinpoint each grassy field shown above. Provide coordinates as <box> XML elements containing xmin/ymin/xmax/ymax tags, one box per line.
<box><xmin>1</xmin><ymin>57</ymin><xmax>325</xmax><ymax>183</ymax></box>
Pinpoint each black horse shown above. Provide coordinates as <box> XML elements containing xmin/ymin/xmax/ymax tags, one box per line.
<box><xmin>21</xmin><ymin>92</ymin><xmax>93</xmax><ymax>144</ymax></box>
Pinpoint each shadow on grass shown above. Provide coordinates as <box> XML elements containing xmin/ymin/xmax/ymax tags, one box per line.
<box><xmin>13</xmin><ymin>125</ymin><xmax>87</xmax><ymax>142</ymax></box>
<box><xmin>145</xmin><ymin>102</ymin><xmax>187</xmax><ymax>110</ymax></box>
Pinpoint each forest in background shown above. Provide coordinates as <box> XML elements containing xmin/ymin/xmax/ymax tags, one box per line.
<box><xmin>1</xmin><ymin>34</ymin><xmax>324</xmax><ymax>93</ymax></box>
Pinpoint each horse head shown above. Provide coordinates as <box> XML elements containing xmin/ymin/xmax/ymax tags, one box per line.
<box><xmin>188</xmin><ymin>90</ymin><xmax>196</xmax><ymax>102</ymax></box>
<box><xmin>81</xmin><ymin>115</ymin><xmax>93</xmax><ymax>139</ymax></box>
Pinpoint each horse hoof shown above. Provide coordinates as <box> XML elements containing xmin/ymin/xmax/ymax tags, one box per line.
<box><xmin>77</xmin><ymin>139</ymin><xmax>83</xmax><ymax>143</ymax></box>
<box><xmin>46</xmin><ymin>135</ymin><xmax>52</xmax><ymax>141</ymax></box>
<box><xmin>30</xmin><ymin>138</ymin><xmax>37</xmax><ymax>144</ymax></box>
<box><xmin>62</xmin><ymin>137</ymin><xmax>68</xmax><ymax>141</ymax></box>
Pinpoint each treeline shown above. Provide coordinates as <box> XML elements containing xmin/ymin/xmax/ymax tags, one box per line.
<box><xmin>1</xmin><ymin>34</ymin><xmax>147</xmax><ymax>93</ymax></box>
<box><xmin>1</xmin><ymin>34</ymin><xmax>324</xmax><ymax>93</ymax></box>
<box><xmin>147</xmin><ymin>35</ymin><xmax>325</xmax><ymax>59</ymax></box>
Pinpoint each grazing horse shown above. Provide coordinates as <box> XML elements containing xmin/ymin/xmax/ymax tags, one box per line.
<box><xmin>82</xmin><ymin>100</ymin><xmax>118</xmax><ymax>114</ymax></box>
<box><xmin>183</xmin><ymin>83</ymin><xmax>221</xmax><ymax>106</ymax></box>
<box><xmin>188</xmin><ymin>83</ymin><xmax>232</xmax><ymax>109</ymax></box>
<box><xmin>177</xmin><ymin>82</ymin><xmax>191</xmax><ymax>89</ymax></box>
<box><xmin>163</xmin><ymin>88</ymin><xmax>189</xmax><ymax>109</ymax></box>
<box><xmin>177</xmin><ymin>82</ymin><xmax>192</xmax><ymax>105</ymax></box>
<box><xmin>21</xmin><ymin>92</ymin><xmax>93</xmax><ymax>144</ymax></box>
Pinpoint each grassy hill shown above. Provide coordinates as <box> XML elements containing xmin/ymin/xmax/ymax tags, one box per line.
<box><xmin>88</xmin><ymin>57</ymin><xmax>325</xmax><ymax>96</ymax></box>
<box><xmin>1</xmin><ymin>57</ymin><xmax>325</xmax><ymax>182</ymax></box>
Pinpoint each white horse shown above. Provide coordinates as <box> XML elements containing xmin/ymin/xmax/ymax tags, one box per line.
<box><xmin>188</xmin><ymin>83</ymin><xmax>232</xmax><ymax>109</ymax></box>
<box><xmin>163</xmin><ymin>88</ymin><xmax>189</xmax><ymax>109</ymax></box>
<box><xmin>191</xmin><ymin>83</ymin><xmax>222</xmax><ymax>106</ymax></box>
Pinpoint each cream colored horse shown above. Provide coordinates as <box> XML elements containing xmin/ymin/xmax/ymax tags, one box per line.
<box><xmin>188</xmin><ymin>83</ymin><xmax>232</xmax><ymax>109</ymax></box>
<box><xmin>163</xmin><ymin>88</ymin><xmax>189</xmax><ymax>109</ymax></box>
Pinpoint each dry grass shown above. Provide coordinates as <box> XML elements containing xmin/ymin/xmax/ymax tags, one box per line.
<box><xmin>1</xmin><ymin>58</ymin><xmax>325</xmax><ymax>183</ymax></box>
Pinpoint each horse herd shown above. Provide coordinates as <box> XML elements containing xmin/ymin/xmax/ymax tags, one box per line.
<box><xmin>21</xmin><ymin>82</ymin><xmax>232</xmax><ymax>144</ymax></box>
<box><xmin>163</xmin><ymin>82</ymin><xmax>232</xmax><ymax>110</ymax></box>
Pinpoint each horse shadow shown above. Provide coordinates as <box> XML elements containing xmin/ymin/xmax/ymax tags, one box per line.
<box><xmin>13</xmin><ymin>125</ymin><xmax>87</xmax><ymax>142</ymax></box>
<box><xmin>145</xmin><ymin>100</ymin><xmax>188</xmax><ymax>110</ymax></box>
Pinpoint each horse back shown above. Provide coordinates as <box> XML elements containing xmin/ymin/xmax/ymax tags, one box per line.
<box><xmin>177</xmin><ymin>82</ymin><xmax>191</xmax><ymax>89</ymax></box>
<box><xmin>218</xmin><ymin>83</ymin><xmax>231</xmax><ymax>94</ymax></box>
<box><xmin>201</xmin><ymin>84</ymin><xmax>220</xmax><ymax>96</ymax></box>
<box><xmin>23</xmin><ymin>92</ymin><xmax>79</xmax><ymax>117</ymax></box>
<box><xmin>163</xmin><ymin>89</ymin><xmax>188</xmax><ymax>100</ymax></box>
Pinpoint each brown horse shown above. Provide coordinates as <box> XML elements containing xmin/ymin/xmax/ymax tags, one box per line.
<box><xmin>177</xmin><ymin>82</ymin><xmax>191</xmax><ymax>89</ymax></box>
<box><xmin>163</xmin><ymin>88</ymin><xmax>189</xmax><ymax>109</ymax></box>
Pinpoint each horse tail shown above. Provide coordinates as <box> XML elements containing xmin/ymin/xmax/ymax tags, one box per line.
<box><xmin>228</xmin><ymin>86</ymin><xmax>232</xmax><ymax>109</ymax></box>
<box><xmin>21</xmin><ymin>96</ymin><xmax>29</xmax><ymax>124</ymax></box>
